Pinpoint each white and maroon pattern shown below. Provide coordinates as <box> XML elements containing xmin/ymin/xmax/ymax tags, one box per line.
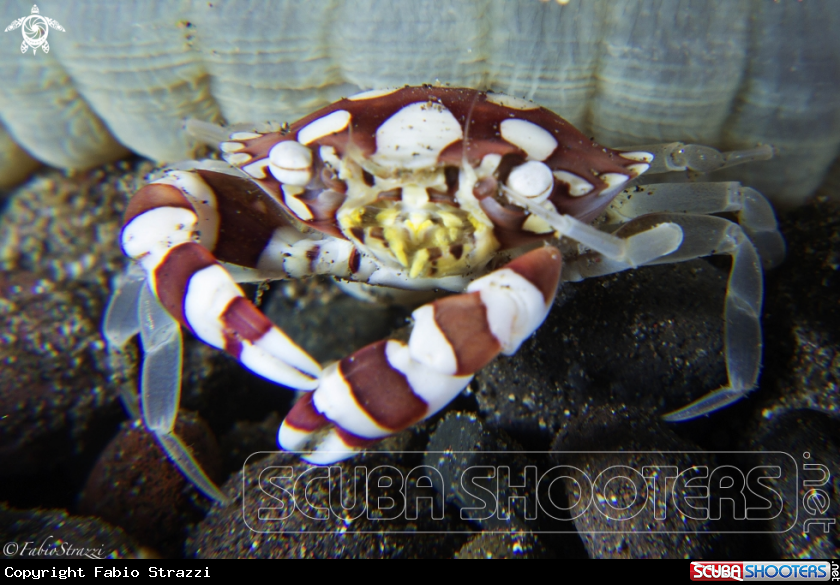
<box><xmin>121</xmin><ymin>170</ymin><xmax>323</xmax><ymax>390</ymax></box>
<box><xmin>279</xmin><ymin>247</ymin><xmax>563</xmax><ymax>462</ymax></box>
<box><xmin>215</xmin><ymin>86</ymin><xmax>648</xmax><ymax>253</ymax></box>
<box><xmin>121</xmin><ymin>162</ymin><xmax>564</xmax><ymax>463</ymax></box>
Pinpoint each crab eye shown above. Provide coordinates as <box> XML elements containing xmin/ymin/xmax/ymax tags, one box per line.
<box><xmin>506</xmin><ymin>161</ymin><xmax>554</xmax><ymax>203</ymax></box>
<box><xmin>269</xmin><ymin>141</ymin><xmax>313</xmax><ymax>186</ymax></box>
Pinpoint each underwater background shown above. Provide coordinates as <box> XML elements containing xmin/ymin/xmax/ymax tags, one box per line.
<box><xmin>0</xmin><ymin>0</ymin><xmax>838</xmax><ymax>558</ymax></box>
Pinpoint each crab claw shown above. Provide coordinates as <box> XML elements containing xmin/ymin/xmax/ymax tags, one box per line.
<box><xmin>279</xmin><ymin>246</ymin><xmax>563</xmax><ymax>462</ymax></box>
<box><xmin>120</xmin><ymin>176</ymin><xmax>323</xmax><ymax>390</ymax></box>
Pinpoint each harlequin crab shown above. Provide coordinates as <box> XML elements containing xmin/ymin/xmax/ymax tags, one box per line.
<box><xmin>103</xmin><ymin>86</ymin><xmax>785</xmax><ymax>502</ymax></box>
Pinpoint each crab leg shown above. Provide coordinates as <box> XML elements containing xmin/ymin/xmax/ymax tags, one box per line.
<box><xmin>605</xmin><ymin>182</ymin><xmax>785</xmax><ymax>269</ymax></box>
<box><xmin>619</xmin><ymin>143</ymin><xmax>774</xmax><ymax>175</ymax></box>
<box><xmin>279</xmin><ymin>246</ymin><xmax>564</xmax><ymax>464</ymax></box>
<box><xmin>117</xmin><ymin>166</ymin><xmax>334</xmax><ymax>501</ymax></box>
<box><xmin>113</xmin><ymin>169</ymin><xmax>334</xmax><ymax>501</ymax></box>
<box><xmin>504</xmin><ymin>190</ymin><xmax>685</xmax><ymax>269</ymax></box>
<box><xmin>565</xmin><ymin>212</ymin><xmax>764</xmax><ymax>421</ymax></box>
<box><xmin>138</xmin><ymin>282</ymin><xmax>230</xmax><ymax>502</ymax></box>
<box><xmin>103</xmin><ymin>262</ymin><xmax>146</xmax><ymax>419</ymax></box>
<box><xmin>105</xmin><ymin>271</ymin><xmax>230</xmax><ymax>502</ymax></box>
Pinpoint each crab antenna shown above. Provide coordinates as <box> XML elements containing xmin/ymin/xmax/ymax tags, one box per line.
<box><xmin>460</xmin><ymin>90</ymin><xmax>480</xmax><ymax>169</ymax></box>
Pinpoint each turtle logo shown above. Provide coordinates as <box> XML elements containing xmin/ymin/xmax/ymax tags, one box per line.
<box><xmin>5</xmin><ymin>5</ymin><xmax>65</xmax><ymax>55</ymax></box>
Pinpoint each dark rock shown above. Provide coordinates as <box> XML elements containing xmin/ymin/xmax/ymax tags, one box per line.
<box><xmin>551</xmin><ymin>405</ymin><xmax>746</xmax><ymax>559</ymax></box>
<box><xmin>455</xmin><ymin>533</ymin><xmax>553</xmax><ymax>559</ymax></box>
<box><xmin>745</xmin><ymin>195</ymin><xmax>840</xmax><ymax>559</ymax></box>
<box><xmin>218</xmin><ymin>412</ymin><xmax>284</xmax><ymax>476</ymax></box>
<box><xmin>187</xmin><ymin>450</ymin><xmax>467</xmax><ymax>558</ymax></box>
<box><xmin>425</xmin><ymin>412</ymin><xmax>535</xmax><ymax>530</ymax></box>
<box><xmin>0</xmin><ymin>161</ymin><xmax>154</xmax><ymax>507</ymax></box>
<box><xmin>751</xmin><ymin>409</ymin><xmax>840</xmax><ymax>559</ymax></box>
<box><xmin>761</xmin><ymin>195</ymin><xmax>840</xmax><ymax>418</ymax></box>
<box><xmin>0</xmin><ymin>502</ymin><xmax>142</xmax><ymax>559</ymax></box>
<box><xmin>79</xmin><ymin>411</ymin><xmax>223</xmax><ymax>557</ymax></box>
<box><xmin>260</xmin><ymin>276</ymin><xmax>409</xmax><ymax>364</ymax></box>
<box><xmin>0</xmin><ymin>275</ymin><xmax>118</xmax><ymax>477</ymax></box>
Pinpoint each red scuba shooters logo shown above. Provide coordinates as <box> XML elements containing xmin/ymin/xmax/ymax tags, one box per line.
<box><xmin>691</xmin><ymin>563</ymin><xmax>744</xmax><ymax>581</ymax></box>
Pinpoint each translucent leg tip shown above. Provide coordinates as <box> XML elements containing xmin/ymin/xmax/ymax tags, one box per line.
<box><xmin>662</xmin><ymin>387</ymin><xmax>750</xmax><ymax>422</ymax></box>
